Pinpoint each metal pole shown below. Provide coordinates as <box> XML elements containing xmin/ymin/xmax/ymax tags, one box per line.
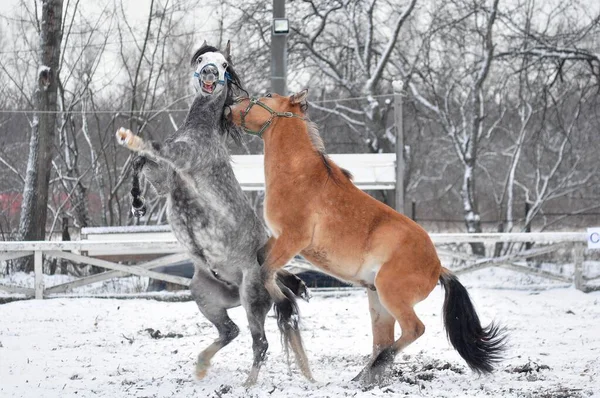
<box><xmin>393</xmin><ymin>80</ymin><xmax>404</xmax><ymax>214</ymax></box>
<box><xmin>271</xmin><ymin>0</ymin><xmax>287</xmax><ymax>95</ymax></box>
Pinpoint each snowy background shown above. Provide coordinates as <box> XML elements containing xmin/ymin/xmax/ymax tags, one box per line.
<box><xmin>1</xmin><ymin>275</ymin><xmax>599</xmax><ymax>398</ymax></box>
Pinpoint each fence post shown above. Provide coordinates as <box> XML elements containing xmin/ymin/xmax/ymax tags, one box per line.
<box><xmin>573</xmin><ymin>243</ymin><xmax>585</xmax><ymax>292</ymax></box>
<box><xmin>34</xmin><ymin>250</ymin><xmax>44</xmax><ymax>299</ymax></box>
<box><xmin>525</xmin><ymin>202</ymin><xmax>532</xmax><ymax>251</ymax></box>
<box><xmin>393</xmin><ymin>80</ymin><xmax>404</xmax><ymax>214</ymax></box>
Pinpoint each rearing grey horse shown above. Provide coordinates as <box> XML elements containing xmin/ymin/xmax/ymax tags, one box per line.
<box><xmin>115</xmin><ymin>42</ymin><xmax>313</xmax><ymax>385</ymax></box>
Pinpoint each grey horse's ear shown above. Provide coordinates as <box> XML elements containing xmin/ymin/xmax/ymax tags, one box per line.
<box><xmin>290</xmin><ymin>89</ymin><xmax>308</xmax><ymax>105</ymax></box>
<box><xmin>225</xmin><ymin>40</ymin><xmax>232</xmax><ymax>62</ymax></box>
<box><xmin>201</xmin><ymin>40</ymin><xmax>208</xmax><ymax>48</ymax></box>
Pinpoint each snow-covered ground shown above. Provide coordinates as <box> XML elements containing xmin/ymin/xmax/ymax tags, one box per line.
<box><xmin>1</xmin><ymin>286</ymin><xmax>599</xmax><ymax>398</ymax></box>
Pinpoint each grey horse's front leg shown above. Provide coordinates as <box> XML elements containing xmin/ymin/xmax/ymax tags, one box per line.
<box><xmin>116</xmin><ymin>127</ymin><xmax>155</xmax><ymax>152</ymax></box>
<box><xmin>116</xmin><ymin>127</ymin><xmax>197</xmax><ymax>172</ymax></box>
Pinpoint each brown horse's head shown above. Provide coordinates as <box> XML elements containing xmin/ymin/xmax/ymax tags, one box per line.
<box><xmin>225</xmin><ymin>89</ymin><xmax>309</xmax><ymax>138</ymax></box>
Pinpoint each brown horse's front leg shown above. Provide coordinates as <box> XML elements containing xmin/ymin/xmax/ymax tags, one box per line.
<box><xmin>262</xmin><ymin>234</ymin><xmax>307</xmax><ymax>299</ymax></box>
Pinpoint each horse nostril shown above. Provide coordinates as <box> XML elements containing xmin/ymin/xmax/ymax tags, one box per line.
<box><xmin>201</xmin><ymin>65</ymin><xmax>219</xmax><ymax>82</ymax></box>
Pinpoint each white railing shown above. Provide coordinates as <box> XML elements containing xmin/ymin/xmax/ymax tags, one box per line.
<box><xmin>232</xmin><ymin>154</ymin><xmax>397</xmax><ymax>191</ymax></box>
<box><xmin>0</xmin><ymin>231</ymin><xmax>594</xmax><ymax>300</ymax></box>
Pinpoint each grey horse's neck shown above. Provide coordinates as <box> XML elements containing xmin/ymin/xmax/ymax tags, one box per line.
<box><xmin>184</xmin><ymin>89</ymin><xmax>227</xmax><ymax>131</ymax></box>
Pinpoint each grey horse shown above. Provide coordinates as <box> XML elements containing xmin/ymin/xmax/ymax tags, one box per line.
<box><xmin>115</xmin><ymin>43</ymin><xmax>313</xmax><ymax>385</ymax></box>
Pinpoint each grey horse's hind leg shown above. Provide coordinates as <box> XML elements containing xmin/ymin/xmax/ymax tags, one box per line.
<box><xmin>240</xmin><ymin>266</ymin><xmax>273</xmax><ymax>386</ymax></box>
<box><xmin>190</xmin><ymin>267</ymin><xmax>241</xmax><ymax>379</ymax></box>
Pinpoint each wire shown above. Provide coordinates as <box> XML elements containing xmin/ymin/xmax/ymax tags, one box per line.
<box><xmin>0</xmin><ymin>93</ymin><xmax>396</xmax><ymax>114</ymax></box>
<box><xmin>0</xmin><ymin>28</ymin><xmax>226</xmax><ymax>56</ymax></box>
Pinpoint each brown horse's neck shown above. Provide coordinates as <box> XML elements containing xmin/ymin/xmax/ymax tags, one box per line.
<box><xmin>262</xmin><ymin>117</ymin><xmax>321</xmax><ymax>167</ymax></box>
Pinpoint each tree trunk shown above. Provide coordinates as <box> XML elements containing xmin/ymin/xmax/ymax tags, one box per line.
<box><xmin>462</xmin><ymin>163</ymin><xmax>486</xmax><ymax>256</ymax></box>
<box><xmin>17</xmin><ymin>0</ymin><xmax>64</xmax><ymax>272</ymax></box>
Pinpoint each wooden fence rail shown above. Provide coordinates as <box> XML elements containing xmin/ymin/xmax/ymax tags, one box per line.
<box><xmin>0</xmin><ymin>231</ymin><xmax>594</xmax><ymax>299</ymax></box>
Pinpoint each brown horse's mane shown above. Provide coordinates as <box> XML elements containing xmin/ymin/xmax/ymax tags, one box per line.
<box><xmin>305</xmin><ymin>119</ymin><xmax>353</xmax><ymax>183</ymax></box>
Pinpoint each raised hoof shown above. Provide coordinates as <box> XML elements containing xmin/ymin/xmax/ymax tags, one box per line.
<box><xmin>115</xmin><ymin>127</ymin><xmax>131</xmax><ymax>146</ymax></box>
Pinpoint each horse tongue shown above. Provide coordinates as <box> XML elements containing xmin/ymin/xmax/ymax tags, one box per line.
<box><xmin>202</xmin><ymin>82</ymin><xmax>214</xmax><ymax>93</ymax></box>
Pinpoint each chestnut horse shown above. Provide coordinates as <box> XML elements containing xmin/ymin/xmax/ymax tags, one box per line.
<box><xmin>226</xmin><ymin>91</ymin><xmax>506</xmax><ymax>384</ymax></box>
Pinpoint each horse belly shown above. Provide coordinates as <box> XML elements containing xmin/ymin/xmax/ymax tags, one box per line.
<box><xmin>301</xmin><ymin>244</ymin><xmax>377</xmax><ymax>287</ymax></box>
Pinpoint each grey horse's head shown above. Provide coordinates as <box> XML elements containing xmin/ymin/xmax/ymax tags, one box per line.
<box><xmin>190</xmin><ymin>41</ymin><xmax>245</xmax><ymax>143</ymax></box>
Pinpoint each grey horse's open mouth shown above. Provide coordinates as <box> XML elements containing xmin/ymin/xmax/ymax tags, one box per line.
<box><xmin>201</xmin><ymin>80</ymin><xmax>216</xmax><ymax>94</ymax></box>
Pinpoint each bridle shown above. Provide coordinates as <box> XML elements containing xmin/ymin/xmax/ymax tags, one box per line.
<box><xmin>238</xmin><ymin>97</ymin><xmax>305</xmax><ymax>138</ymax></box>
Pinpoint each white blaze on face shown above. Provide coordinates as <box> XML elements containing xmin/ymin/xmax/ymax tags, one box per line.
<box><xmin>192</xmin><ymin>51</ymin><xmax>229</xmax><ymax>96</ymax></box>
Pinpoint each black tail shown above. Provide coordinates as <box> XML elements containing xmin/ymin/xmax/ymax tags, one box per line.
<box><xmin>276</xmin><ymin>269</ymin><xmax>309</xmax><ymax>302</ymax></box>
<box><xmin>256</xmin><ymin>242</ymin><xmax>311</xmax><ymax>374</ymax></box>
<box><xmin>272</xmin><ymin>283</ymin><xmax>302</xmax><ymax>346</ymax></box>
<box><xmin>439</xmin><ymin>268</ymin><xmax>506</xmax><ymax>373</ymax></box>
<box><xmin>130</xmin><ymin>156</ymin><xmax>147</xmax><ymax>218</ymax></box>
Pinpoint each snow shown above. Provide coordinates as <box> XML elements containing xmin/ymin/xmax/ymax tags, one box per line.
<box><xmin>0</xmin><ymin>272</ymin><xmax>150</xmax><ymax>296</ymax></box>
<box><xmin>37</xmin><ymin>65</ymin><xmax>51</xmax><ymax>77</ymax></box>
<box><xmin>81</xmin><ymin>225</ymin><xmax>172</xmax><ymax>235</ymax></box>
<box><xmin>392</xmin><ymin>80</ymin><xmax>404</xmax><ymax>93</ymax></box>
<box><xmin>1</xmin><ymin>287</ymin><xmax>599</xmax><ymax>398</ymax></box>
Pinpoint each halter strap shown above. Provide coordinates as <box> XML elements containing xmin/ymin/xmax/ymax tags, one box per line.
<box><xmin>240</xmin><ymin>97</ymin><xmax>304</xmax><ymax>138</ymax></box>
<box><xmin>193</xmin><ymin>63</ymin><xmax>231</xmax><ymax>86</ymax></box>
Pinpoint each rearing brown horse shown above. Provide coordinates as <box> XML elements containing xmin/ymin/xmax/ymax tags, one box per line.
<box><xmin>226</xmin><ymin>90</ymin><xmax>506</xmax><ymax>384</ymax></box>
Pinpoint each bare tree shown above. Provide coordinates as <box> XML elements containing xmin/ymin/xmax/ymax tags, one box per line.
<box><xmin>400</xmin><ymin>0</ymin><xmax>501</xmax><ymax>255</ymax></box>
<box><xmin>17</xmin><ymin>0</ymin><xmax>64</xmax><ymax>270</ymax></box>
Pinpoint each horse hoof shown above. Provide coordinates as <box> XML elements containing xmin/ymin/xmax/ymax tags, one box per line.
<box><xmin>352</xmin><ymin>369</ymin><xmax>382</xmax><ymax>387</ymax></box>
<box><xmin>196</xmin><ymin>368</ymin><xmax>208</xmax><ymax>379</ymax></box>
<box><xmin>242</xmin><ymin>377</ymin><xmax>256</xmax><ymax>388</ymax></box>
<box><xmin>196</xmin><ymin>355</ymin><xmax>211</xmax><ymax>379</ymax></box>
<box><xmin>116</xmin><ymin>127</ymin><xmax>130</xmax><ymax>145</ymax></box>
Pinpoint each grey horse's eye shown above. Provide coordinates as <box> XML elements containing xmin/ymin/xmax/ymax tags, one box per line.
<box><xmin>222</xmin><ymin>62</ymin><xmax>228</xmax><ymax>69</ymax></box>
<box><xmin>197</xmin><ymin>56</ymin><xmax>202</xmax><ymax>64</ymax></box>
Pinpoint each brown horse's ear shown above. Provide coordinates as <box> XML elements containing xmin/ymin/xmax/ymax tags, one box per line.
<box><xmin>225</xmin><ymin>40</ymin><xmax>232</xmax><ymax>62</ymax></box>
<box><xmin>290</xmin><ymin>89</ymin><xmax>308</xmax><ymax>105</ymax></box>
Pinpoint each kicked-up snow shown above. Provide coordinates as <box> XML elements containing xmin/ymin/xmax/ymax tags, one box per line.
<box><xmin>1</xmin><ymin>287</ymin><xmax>599</xmax><ymax>398</ymax></box>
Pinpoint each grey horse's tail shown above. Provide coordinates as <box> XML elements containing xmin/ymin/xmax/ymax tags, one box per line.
<box><xmin>258</xmin><ymin>246</ymin><xmax>313</xmax><ymax>379</ymax></box>
<box><xmin>269</xmin><ymin>270</ymin><xmax>312</xmax><ymax>379</ymax></box>
<box><xmin>268</xmin><ymin>269</ymin><xmax>307</xmax><ymax>347</ymax></box>
<box><xmin>276</xmin><ymin>269</ymin><xmax>309</xmax><ymax>302</ymax></box>
<box><xmin>130</xmin><ymin>156</ymin><xmax>147</xmax><ymax>218</ymax></box>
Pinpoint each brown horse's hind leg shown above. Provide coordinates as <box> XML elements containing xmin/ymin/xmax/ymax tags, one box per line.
<box><xmin>367</xmin><ymin>289</ymin><xmax>396</xmax><ymax>356</ymax></box>
<box><xmin>355</xmin><ymin>261</ymin><xmax>430</xmax><ymax>385</ymax></box>
<box><xmin>352</xmin><ymin>289</ymin><xmax>396</xmax><ymax>382</ymax></box>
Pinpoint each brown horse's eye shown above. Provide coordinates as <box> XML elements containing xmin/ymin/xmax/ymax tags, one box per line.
<box><xmin>265</xmin><ymin>93</ymin><xmax>272</xmax><ymax>98</ymax></box>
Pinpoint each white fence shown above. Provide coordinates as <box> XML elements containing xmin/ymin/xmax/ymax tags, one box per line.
<box><xmin>231</xmin><ymin>154</ymin><xmax>396</xmax><ymax>191</ymax></box>
<box><xmin>0</xmin><ymin>154</ymin><xmax>596</xmax><ymax>299</ymax></box>
<box><xmin>0</xmin><ymin>231</ymin><xmax>594</xmax><ymax>300</ymax></box>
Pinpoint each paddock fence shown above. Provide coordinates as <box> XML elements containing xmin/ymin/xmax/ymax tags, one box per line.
<box><xmin>0</xmin><ymin>230</ymin><xmax>595</xmax><ymax>300</ymax></box>
<box><xmin>1</xmin><ymin>154</ymin><xmax>596</xmax><ymax>299</ymax></box>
